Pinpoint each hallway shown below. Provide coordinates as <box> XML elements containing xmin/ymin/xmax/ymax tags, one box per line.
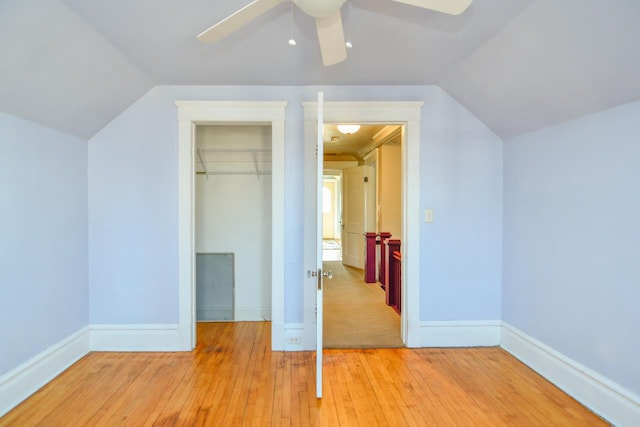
<box><xmin>323</xmin><ymin>260</ymin><xmax>403</xmax><ymax>348</ymax></box>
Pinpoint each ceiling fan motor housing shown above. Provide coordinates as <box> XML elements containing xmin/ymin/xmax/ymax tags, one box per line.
<box><xmin>293</xmin><ymin>0</ymin><xmax>347</xmax><ymax>17</ymax></box>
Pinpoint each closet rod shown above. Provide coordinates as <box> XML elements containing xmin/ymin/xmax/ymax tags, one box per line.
<box><xmin>196</xmin><ymin>171</ymin><xmax>272</xmax><ymax>176</ymax></box>
<box><xmin>200</xmin><ymin>148</ymin><xmax>271</xmax><ymax>153</ymax></box>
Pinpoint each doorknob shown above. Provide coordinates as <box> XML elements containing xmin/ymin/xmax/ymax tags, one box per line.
<box><xmin>323</xmin><ymin>270</ymin><xmax>333</xmax><ymax>280</ymax></box>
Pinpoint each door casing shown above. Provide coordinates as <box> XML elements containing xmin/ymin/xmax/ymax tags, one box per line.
<box><xmin>176</xmin><ymin>101</ymin><xmax>287</xmax><ymax>351</ymax></box>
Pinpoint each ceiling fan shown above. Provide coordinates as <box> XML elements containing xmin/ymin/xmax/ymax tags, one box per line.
<box><xmin>197</xmin><ymin>0</ymin><xmax>472</xmax><ymax>66</ymax></box>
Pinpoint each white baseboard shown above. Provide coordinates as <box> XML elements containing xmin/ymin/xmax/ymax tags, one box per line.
<box><xmin>501</xmin><ymin>322</ymin><xmax>640</xmax><ymax>427</ymax></box>
<box><xmin>272</xmin><ymin>321</ymin><xmax>285</xmax><ymax>351</ymax></box>
<box><xmin>420</xmin><ymin>320</ymin><xmax>502</xmax><ymax>347</ymax></box>
<box><xmin>197</xmin><ymin>308</ymin><xmax>233</xmax><ymax>321</ymax></box>
<box><xmin>303</xmin><ymin>320</ymin><xmax>318</xmax><ymax>352</ymax></box>
<box><xmin>234</xmin><ymin>307</ymin><xmax>272</xmax><ymax>322</ymax></box>
<box><xmin>0</xmin><ymin>326</ymin><xmax>90</xmax><ymax>417</ymax></box>
<box><xmin>90</xmin><ymin>324</ymin><xmax>183</xmax><ymax>352</ymax></box>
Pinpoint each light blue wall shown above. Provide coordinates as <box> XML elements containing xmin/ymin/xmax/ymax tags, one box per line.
<box><xmin>88</xmin><ymin>88</ymin><xmax>179</xmax><ymax>323</ymax></box>
<box><xmin>88</xmin><ymin>85</ymin><xmax>503</xmax><ymax>325</ymax></box>
<box><xmin>503</xmin><ymin>100</ymin><xmax>640</xmax><ymax>395</ymax></box>
<box><xmin>420</xmin><ymin>88</ymin><xmax>503</xmax><ymax>320</ymax></box>
<box><xmin>0</xmin><ymin>113</ymin><xmax>88</xmax><ymax>376</ymax></box>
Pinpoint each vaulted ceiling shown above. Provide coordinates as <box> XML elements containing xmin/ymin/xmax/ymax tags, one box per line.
<box><xmin>1</xmin><ymin>0</ymin><xmax>639</xmax><ymax>139</ymax></box>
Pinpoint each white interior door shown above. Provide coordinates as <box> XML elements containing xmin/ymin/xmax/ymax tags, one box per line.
<box><xmin>315</xmin><ymin>92</ymin><xmax>324</xmax><ymax>398</ymax></box>
<box><xmin>342</xmin><ymin>165</ymin><xmax>368</xmax><ymax>268</ymax></box>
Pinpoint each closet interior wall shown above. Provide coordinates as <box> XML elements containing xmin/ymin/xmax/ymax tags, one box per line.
<box><xmin>194</xmin><ymin>125</ymin><xmax>273</xmax><ymax>321</ymax></box>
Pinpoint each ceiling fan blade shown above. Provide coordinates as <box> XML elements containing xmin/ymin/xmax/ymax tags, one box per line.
<box><xmin>197</xmin><ymin>0</ymin><xmax>286</xmax><ymax>43</ymax></box>
<box><xmin>391</xmin><ymin>0</ymin><xmax>472</xmax><ymax>15</ymax></box>
<box><xmin>315</xmin><ymin>10</ymin><xmax>347</xmax><ymax>66</ymax></box>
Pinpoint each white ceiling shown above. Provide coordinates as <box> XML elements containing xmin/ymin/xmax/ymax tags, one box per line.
<box><xmin>1</xmin><ymin>0</ymin><xmax>639</xmax><ymax>139</ymax></box>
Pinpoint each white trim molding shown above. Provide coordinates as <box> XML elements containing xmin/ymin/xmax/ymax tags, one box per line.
<box><xmin>175</xmin><ymin>100</ymin><xmax>288</xmax><ymax>351</ymax></box>
<box><xmin>0</xmin><ymin>327</ymin><xmax>90</xmax><ymax>417</ymax></box>
<box><xmin>233</xmin><ymin>307</ymin><xmax>272</xmax><ymax>322</ymax></box>
<box><xmin>502</xmin><ymin>322</ymin><xmax>640</xmax><ymax>426</ymax></box>
<box><xmin>90</xmin><ymin>324</ymin><xmax>183</xmax><ymax>352</ymax></box>
<box><xmin>420</xmin><ymin>320</ymin><xmax>502</xmax><ymax>347</ymax></box>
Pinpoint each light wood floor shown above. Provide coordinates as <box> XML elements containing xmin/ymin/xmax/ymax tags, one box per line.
<box><xmin>0</xmin><ymin>322</ymin><xmax>608</xmax><ymax>426</ymax></box>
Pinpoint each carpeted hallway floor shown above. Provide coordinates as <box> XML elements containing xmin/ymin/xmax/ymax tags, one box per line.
<box><xmin>323</xmin><ymin>260</ymin><xmax>403</xmax><ymax>348</ymax></box>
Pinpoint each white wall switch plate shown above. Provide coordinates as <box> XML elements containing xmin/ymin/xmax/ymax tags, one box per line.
<box><xmin>424</xmin><ymin>209</ymin><xmax>434</xmax><ymax>223</ymax></box>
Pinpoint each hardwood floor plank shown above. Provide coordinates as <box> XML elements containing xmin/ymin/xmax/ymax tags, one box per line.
<box><xmin>355</xmin><ymin>350</ymin><xmax>419</xmax><ymax>427</ymax></box>
<box><xmin>323</xmin><ymin>351</ymin><xmax>353</xmax><ymax>426</ymax></box>
<box><xmin>269</xmin><ymin>350</ymin><xmax>285</xmax><ymax>425</ymax></box>
<box><xmin>2</xmin><ymin>354</ymin><xmax>95</xmax><ymax>425</ymax></box>
<box><xmin>0</xmin><ymin>322</ymin><xmax>609</xmax><ymax>427</ymax></box>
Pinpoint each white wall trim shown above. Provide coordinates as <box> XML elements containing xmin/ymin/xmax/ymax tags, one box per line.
<box><xmin>234</xmin><ymin>307</ymin><xmax>272</xmax><ymax>322</ymax></box>
<box><xmin>90</xmin><ymin>324</ymin><xmax>183</xmax><ymax>352</ymax></box>
<box><xmin>420</xmin><ymin>320</ymin><xmax>502</xmax><ymax>347</ymax></box>
<box><xmin>175</xmin><ymin>100</ymin><xmax>288</xmax><ymax>351</ymax></box>
<box><xmin>0</xmin><ymin>327</ymin><xmax>90</xmax><ymax>417</ymax></box>
<box><xmin>501</xmin><ymin>322</ymin><xmax>640</xmax><ymax>426</ymax></box>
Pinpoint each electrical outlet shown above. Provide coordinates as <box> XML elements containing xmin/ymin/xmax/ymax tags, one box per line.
<box><xmin>287</xmin><ymin>336</ymin><xmax>302</xmax><ymax>345</ymax></box>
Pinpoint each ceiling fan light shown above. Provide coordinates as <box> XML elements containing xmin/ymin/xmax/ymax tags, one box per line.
<box><xmin>288</xmin><ymin>38</ymin><xmax>297</xmax><ymax>46</ymax></box>
<box><xmin>337</xmin><ymin>124</ymin><xmax>360</xmax><ymax>134</ymax></box>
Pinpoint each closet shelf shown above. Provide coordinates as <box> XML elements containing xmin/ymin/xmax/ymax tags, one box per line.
<box><xmin>196</xmin><ymin>148</ymin><xmax>272</xmax><ymax>178</ymax></box>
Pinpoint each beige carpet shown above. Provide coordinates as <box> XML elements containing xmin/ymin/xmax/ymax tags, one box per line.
<box><xmin>323</xmin><ymin>260</ymin><xmax>404</xmax><ymax>348</ymax></box>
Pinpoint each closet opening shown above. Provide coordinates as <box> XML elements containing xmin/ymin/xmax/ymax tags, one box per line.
<box><xmin>194</xmin><ymin>125</ymin><xmax>272</xmax><ymax>324</ymax></box>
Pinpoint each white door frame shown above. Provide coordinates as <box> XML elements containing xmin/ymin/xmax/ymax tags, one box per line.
<box><xmin>176</xmin><ymin>101</ymin><xmax>287</xmax><ymax>351</ymax></box>
<box><xmin>302</xmin><ymin>101</ymin><xmax>424</xmax><ymax>348</ymax></box>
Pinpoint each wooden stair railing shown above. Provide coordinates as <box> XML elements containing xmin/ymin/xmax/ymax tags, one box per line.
<box><xmin>378</xmin><ymin>232</ymin><xmax>392</xmax><ymax>289</ymax></box>
<box><xmin>364</xmin><ymin>232</ymin><xmax>378</xmax><ymax>283</ymax></box>
<box><xmin>391</xmin><ymin>251</ymin><xmax>402</xmax><ymax>314</ymax></box>
<box><xmin>385</xmin><ymin>239</ymin><xmax>401</xmax><ymax>313</ymax></box>
<box><xmin>364</xmin><ymin>232</ymin><xmax>401</xmax><ymax>313</ymax></box>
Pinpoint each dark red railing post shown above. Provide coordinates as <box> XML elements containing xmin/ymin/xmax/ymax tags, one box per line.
<box><xmin>378</xmin><ymin>232</ymin><xmax>392</xmax><ymax>289</ymax></box>
<box><xmin>364</xmin><ymin>232</ymin><xmax>378</xmax><ymax>283</ymax></box>
<box><xmin>386</xmin><ymin>239</ymin><xmax>401</xmax><ymax>309</ymax></box>
<box><xmin>392</xmin><ymin>251</ymin><xmax>402</xmax><ymax>314</ymax></box>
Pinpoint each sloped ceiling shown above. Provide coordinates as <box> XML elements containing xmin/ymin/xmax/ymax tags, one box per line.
<box><xmin>1</xmin><ymin>0</ymin><xmax>639</xmax><ymax>139</ymax></box>
<box><xmin>0</xmin><ymin>0</ymin><xmax>154</xmax><ymax>138</ymax></box>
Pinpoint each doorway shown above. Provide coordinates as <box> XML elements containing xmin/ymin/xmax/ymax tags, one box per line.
<box><xmin>322</xmin><ymin>174</ymin><xmax>342</xmax><ymax>261</ymax></box>
<box><xmin>302</xmin><ymin>100</ymin><xmax>423</xmax><ymax>349</ymax></box>
<box><xmin>322</xmin><ymin>124</ymin><xmax>404</xmax><ymax>348</ymax></box>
